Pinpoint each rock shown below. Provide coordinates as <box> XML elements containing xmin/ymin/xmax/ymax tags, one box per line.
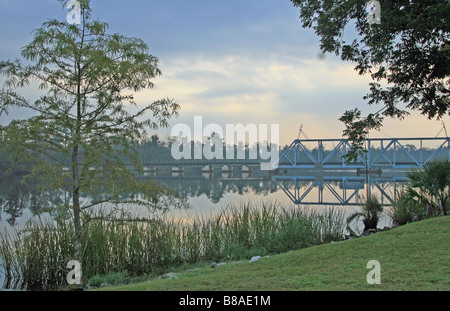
<box><xmin>160</xmin><ymin>272</ymin><xmax>181</xmax><ymax>280</ymax></box>
<box><xmin>360</xmin><ymin>227</ymin><xmax>390</xmax><ymax>237</ymax></box>
<box><xmin>345</xmin><ymin>234</ymin><xmax>357</xmax><ymax>240</ymax></box>
<box><xmin>249</xmin><ymin>256</ymin><xmax>262</xmax><ymax>263</ymax></box>
<box><xmin>412</xmin><ymin>215</ymin><xmax>422</xmax><ymax>222</ymax></box>
<box><xmin>100</xmin><ymin>283</ymin><xmax>111</xmax><ymax>288</ymax></box>
<box><xmin>361</xmin><ymin>231</ymin><xmax>370</xmax><ymax>237</ymax></box>
<box><xmin>211</xmin><ymin>262</ymin><xmax>227</xmax><ymax>268</ymax></box>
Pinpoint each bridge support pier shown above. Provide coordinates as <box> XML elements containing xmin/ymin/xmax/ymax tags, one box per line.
<box><xmin>232</xmin><ymin>165</ymin><xmax>242</xmax><ymax>178</ymax></box>
<box><xmin>172</xmin><ymin>166</ymin><xmax>184</xmax><ymax>177</ymax></box>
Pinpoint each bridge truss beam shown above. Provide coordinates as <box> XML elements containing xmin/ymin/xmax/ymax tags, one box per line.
<box><xmin>276</xmin><ymin>137</ymin><xmax>450</xmax><ymax>169</ymax></box>
<box><xmin>273</xmin><ymin>176</ymin><xmax>408</xmax><ymax>206</ymax></box>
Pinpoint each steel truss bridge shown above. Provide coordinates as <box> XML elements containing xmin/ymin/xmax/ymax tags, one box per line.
<box><xmin>276</xmin><ymin>137</ymin><xmax>450</xmax><ymax>169</ymax></box>
<box><xmin>273</xmin><ymin>175</ymin><xmax>408</xmax><ymax>206</ymax></box>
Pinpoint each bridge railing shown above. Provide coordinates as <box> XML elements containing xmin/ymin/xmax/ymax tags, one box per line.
<box><xmin>276</xmin><ymin>137</ymin><xmax>450</xmax><ymax>169</ymax></box>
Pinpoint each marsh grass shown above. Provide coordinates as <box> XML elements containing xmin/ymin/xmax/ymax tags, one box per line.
<box><xmin>0</xmin><ymin>202</ymin><xmax>346</xmax><ymax>290</ymax></box>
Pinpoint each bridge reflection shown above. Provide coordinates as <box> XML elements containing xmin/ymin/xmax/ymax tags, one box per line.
<box><xmin>273</xmin><ymin>174</ymin><xmax>408</xmax><ymax>206</ymax></box>
<box><xmin>140</xmin><ymin>163</ymin><xmax>409</xmax><ymax>207</ymax></box>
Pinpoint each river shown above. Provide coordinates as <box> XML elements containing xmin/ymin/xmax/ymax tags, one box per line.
<box><xmin>0</xmin><ymin>165</ymin><xmax>408</xmax><ymax>289</ymax></box>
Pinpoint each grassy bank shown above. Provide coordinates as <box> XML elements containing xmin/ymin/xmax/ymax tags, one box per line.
<box><xmin>98</xmin><ymin>216</ymin><xmax>450</xmax><ymax>291</ymax></box>
<box><xmin>0</xmin><ymin>203</ymin><xmax>346</xmax><ymax>290</ymax></box>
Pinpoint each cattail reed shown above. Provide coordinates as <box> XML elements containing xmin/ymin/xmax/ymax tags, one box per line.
<box><xmin>0</xmin><ymin>202</ymin><xmax>346</xmax><ymax>290</ymax></box>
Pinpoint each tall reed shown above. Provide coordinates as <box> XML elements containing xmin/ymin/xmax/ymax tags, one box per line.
<box><xmin>0</xmin><ymin>202</ymin><xmax>346</xmax><ymax>290</ymax></box>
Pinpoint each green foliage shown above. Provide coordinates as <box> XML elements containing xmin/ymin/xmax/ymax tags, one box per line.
<box><xmin>346</xmin><ymin>194</ymin><xmax>383</xmax><ymax>236</ymax></box>
<box><xmin>338</xmin><ymin>109</ymin><xmax>383</xmax><ymax>162</ymax></box>
<box><xmin>0</xmin><ymin>0</ymin><xmax>186</xmax><ymax>272</ymax></box>
<box><xmin>291</xmin><ymin>0</ymin><xmax>450</xmax><ymax>154</ymax></box>
<box><xmin>0</xmin><ymin>202</ymin><xmax>346</xmax><ymax>290</ymax></box>
<box><xmin>388</xmin><ymin>190</ymin><xmax>424</xmax><ymax>226</ymax></box>
<box><xmin>405</xmin><ymin>160</ymin><xmax>450</xmax><ymax>217</ymax></box>
<box><xmin>0</xmin><ymin>9</ymin><xmax>180</xmax><ymax>200</ymax></box>
<box><xmin>0</xmin><ymin>216</ymin><xmax>75</xmax><ymax>290</ymax></box>
<box><xmin>104</xmin><ymin>216</ymin><xmax>450</xmax><ymax>291</ymax></box>
<box><xmin>87</xmin><ymin>272</ymin><xmax>129</xmax><ymax>288</ymax></box>
<box><xmin>388</xmin><ymin>161</ymin><xmax>450</xmax><ymax>226</ymax></box>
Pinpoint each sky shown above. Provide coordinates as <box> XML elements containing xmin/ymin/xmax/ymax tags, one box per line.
<box><xmin>0</xmin><ymin>0</ymin><xmax>448</xmax><ymax>146</ymax></box>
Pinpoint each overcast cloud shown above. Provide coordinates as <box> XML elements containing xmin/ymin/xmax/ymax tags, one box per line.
<box><xmin>0</xmin><ymin>0</ymin><xmax>448</xmax><ymax>145</ymax></box>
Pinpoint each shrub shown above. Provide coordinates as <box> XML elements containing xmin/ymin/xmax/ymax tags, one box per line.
<box><xmin>388</xmin><ymin>191</ymin><xmax>424</xmax><ymax>226</ymax></box>
<box><xmin>346</xmin><ymin>195</ymin><xmax>383</xmax><ymax>236</ymax></box>
<box><xmin>406</xmin><ymin>160</ymin><xmax>450</xmax><ymax>217</ymax></box>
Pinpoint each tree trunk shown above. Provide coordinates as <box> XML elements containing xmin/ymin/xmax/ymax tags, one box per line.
<box><xmin>438</xmin><ymin>197</ymin><xmax>445</xmax><ymax>216</ymax></box>
<box><xmin>73</xmin><ymin>20</ymin><xmax>84</xmax><ymax>289</ymax></box>
<box><xmin>72</xmin><ymin>144</ymin><xmax>83</xmax><ymax>290</ymax></box>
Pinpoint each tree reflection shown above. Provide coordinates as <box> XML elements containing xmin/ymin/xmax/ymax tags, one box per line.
<box><xmin>0</xmin><ymin>168</ymin><xmax>279</xmax><ymax>224</ymax></box>
<box><xmin>0</xmin><ymin>174</ymin><xmax>71</xmax><ymax>225</ymax></box>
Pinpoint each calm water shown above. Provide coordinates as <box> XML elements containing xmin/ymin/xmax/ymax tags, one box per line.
<box><xmin>0</xmin><ymin>165</ymin><xmax>408</xmax><ymax>231</ymax></box>
<box><xmin>0</xmin><ymin>165</ymin><xmax>408</xmax><ymax>288</ymax></box>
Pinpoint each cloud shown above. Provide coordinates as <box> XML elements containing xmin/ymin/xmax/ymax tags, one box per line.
<box><xmin>2</xmin><ymin>0</ymin><xmax>448</xmax><ymax>146</ymax></box>
<box><xmin>129</xmin><ymin>52</ymin><xmax>372</xmax><ymax>145</ymax></box>
<box><xmin>142</xmin><ymin>52</ymin><xmax>370</xmax><ymax>111</ymax></box>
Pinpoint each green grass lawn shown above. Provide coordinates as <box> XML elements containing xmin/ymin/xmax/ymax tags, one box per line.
<box><xmin>96</xmin><ymin>216</ymin><xmax>450</xmax><ymax>291</ymax></box>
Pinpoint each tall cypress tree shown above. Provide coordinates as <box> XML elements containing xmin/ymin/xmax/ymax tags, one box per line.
<box><xmin>0</xmin><ymin>0</ymin><xmax>185</xmax><ymax>284</ymax></box>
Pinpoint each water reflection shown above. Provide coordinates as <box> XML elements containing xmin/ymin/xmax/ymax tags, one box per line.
<box><xmin>273</xmin><ymin>175</ymin><xmax>408</xmax><ymax>206</ymax></box>
<box><xmin>0</xmin><ymin>165</ymin><xmax>409</xmax><ymax>228</ymax></box>
<box><xmin>0</xmin><ymin>175</ymin><xmax>71</xmax><ymax>227</ymax></box>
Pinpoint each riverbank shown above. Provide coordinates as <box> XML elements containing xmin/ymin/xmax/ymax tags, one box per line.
<box><xmin>96</xmin><ymin>216</ymin><xmax>450</xmax><ymax>291</ymax></box>
<box><xmin>0</xmin><ymin>203</ymin><xmax>348</xmax><ymax>290</ymax></box>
